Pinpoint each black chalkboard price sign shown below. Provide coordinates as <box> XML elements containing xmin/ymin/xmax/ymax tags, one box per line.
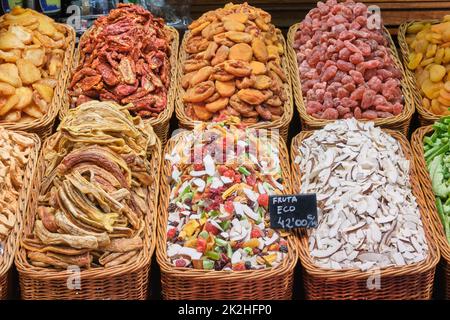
<box><xmin>269</xmin><ymin>194</ymin><xmax>318</xmax><ymax>230</ymax></box>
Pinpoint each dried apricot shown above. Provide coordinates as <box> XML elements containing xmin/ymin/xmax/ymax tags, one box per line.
<box><xmin>229</xmin><ymin>43</ymin><xmax>253</xmax><ymax>62</ymax></box>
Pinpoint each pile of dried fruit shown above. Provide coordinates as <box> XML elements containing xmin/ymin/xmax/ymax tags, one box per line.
<box><xmin>0</xmin><ymin>7</ymin><xmax>69</xmax><ymax>122</ymax></box>
<box><xmin>181</xmin><ymin>2</ymin><xmax>288</xmax><ymax>124</ymax></box>
<box><xmin>0</xmin><ymin>128</ymin><xmax>36</xmax><ymax>265</ymax></box>
<box><xmin>423</xmin><ymin>117</ymin><xmax>450</xmax><ymax>242</ymax></box>
<box><xmin>165</xmin><ymin>121</ymin><xmax>288</xmax><ymax>270</ymax></box>
<box><xmin>295</xmin><ymin>119</ymin><xmax>428</xmax><ymax>270</ymax></box>
<box><xmin>22</xmin><ymin>101</ymin><xmax>157</xmax><ymax>269</ymax></box>
<box><xmin>293</xmin><ymin>0</ymin><xmax>404</xmax><ymax>120</ymax></box>
<box><xmin>69</xmin><ymin>4</ymin><xmax>171</xmax><ymax>118</ymax></box>
<box><xmin>406</xmin><ymin>17</ymin><xmax>450</xmax><ymax>115</ymax></box>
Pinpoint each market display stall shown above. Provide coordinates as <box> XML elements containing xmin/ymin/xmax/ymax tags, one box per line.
<box><xmin>0</xmin><ymin>0</ymin><xmax>450</xmax><ymax>301</ymax></box>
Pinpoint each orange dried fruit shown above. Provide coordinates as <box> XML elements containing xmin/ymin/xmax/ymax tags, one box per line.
<box><xmin>229</xmin><ymin>43</ymin><xmax>253</xmax><ymax>62</ymax></box>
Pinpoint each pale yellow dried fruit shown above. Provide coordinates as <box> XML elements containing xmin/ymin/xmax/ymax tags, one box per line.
<box><xmin>17</xmin><ymin>59</ymin><xmax>41</xmax><ymax>84</ymax></box>
<box><xmin>0</xmin><ymin>63</ymin><xmax>22</xmax><ymax>87</ymax></box>
<box><xmin>15</xmin><ymin>87</ymin><xmax>33</xmax><ymax>109</ymax></box>
<box><xmin>0</xmin><ymin>32</ymin><xmax>25</xmax><ymax>50</ymax></box>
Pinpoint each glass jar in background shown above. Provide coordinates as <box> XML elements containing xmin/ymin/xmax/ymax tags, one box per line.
<box><xmin>0</xmin><ymin>0</ymin><xmax>23</xmax><ymax>14</ymax></box>
<box><xmin>144</xmin><ymin>0</ymin><xmax>191</xmax><ymax>29</ymax></box>
<box><xmin>26</xmin><ymin>0</ymin><xmax>61</xmax><ymax>17</ymax></box>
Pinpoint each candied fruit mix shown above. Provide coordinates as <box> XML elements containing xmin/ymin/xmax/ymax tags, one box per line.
<box><xmin>165</xmin><ymin>121</ymin><xmax>288</xmax><ymax>270</ymax></box>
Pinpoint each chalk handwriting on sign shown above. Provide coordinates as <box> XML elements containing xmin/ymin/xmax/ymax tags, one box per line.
<box><xmin>269</xmin><ymin>194</ymin><xmax>318</xmax><ymax>230</ymax></box>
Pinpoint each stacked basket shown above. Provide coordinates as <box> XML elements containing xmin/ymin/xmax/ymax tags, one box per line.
<box><xmin>287</xmin><ymin>23</ymin><xmax>414</xmax><ymax>136</ymax></box>
<box><xmin>290</xmin><ymin>129</ymin><xmax>439</xmax><ymax>299</ymax></box>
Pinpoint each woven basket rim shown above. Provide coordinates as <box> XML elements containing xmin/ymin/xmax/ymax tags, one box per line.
<box><xmin>0</xmin><ymin>23</ymin><xmax>75</xmax><ymax>133</ymax></box>
<box><xmin>14</xmin><ymin>130</ymin><xmax>161</xmax><ymax>281</ymax></box>
<box><xmin>60</xmin><ymin>25</ymin><xmax>178</xmax><ymax>129</ymax></box>
<box><xmin>287</xmin><ymin>22</ymin><xmax>414</xmax><ymax>129</ymax></box>
<box><xmin>398</xmin><ymin>19</ymin><xmax>444</xmax><ymax>124</ymax></box>
<box><xmin>0</xmin><ymin>131</ymin><xmax>40</xmax><ymax>280</ymax></box>
<box><xmin>411</xmin><ymin>125</ymin><xmax>450</xmax><ymax>262</ymax></box>
<box><xmin>156</xmin><ymin>129</ymin><xmax>298</xmax><ymax>280</ymax></box>
<box><xmin>291</xmin><ymin>128</ymin><xmax>440</xmax><ymax>280</ymax></box>
<box><xmin>175</xmin><ymin>28</ymin><xmax>294</xmax><ymax>131</ymax></box>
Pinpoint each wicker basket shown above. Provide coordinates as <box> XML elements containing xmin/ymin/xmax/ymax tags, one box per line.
<box><xmin>14</xmin><ymin>132</ymin><xmax>161</xmax><ymax>300</ymax></box>
<box><xmin>61</xmin><ymin>26</ymin><xmax>179</xmax><ymax>145</ymax></box>
<box><xmin>398</xmin><ymin>20</ymin><xmax>443</xmax><ymax>127</ymax></box>
<box><xmin>287</xmin><ymin>23</ymin><xmax>414</xmax><ymax>136</ymax></box>
<box><xmin>175</xmin><ymin>30</ymin><xmax>294</xmax><ymax>143</ymax></box>
<box><xmin>0</xmin><ymin>131</ymin><xmax>40</xmax><ymax>300</ymax></box>
<box><xmin>291</xmin><ymin>129</ymin><xmax>439</xmax><ymax>300</ymax></box>
<box><xmin>156</xmin><ymin>130</ymin><xmax>298</xmax><ymax>300</ymax></box>
<box><xmin>0</xmin><ymin>24</ymin><xmax>75</xmax><ymax>140</ymax></box>
<box><xmin>411</xmin><ymin>125</ymin><xmax>450</xmax><ymax>299</ymax></box>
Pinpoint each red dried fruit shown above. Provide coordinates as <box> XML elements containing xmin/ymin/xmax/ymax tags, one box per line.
<box><xmin>354</xmin><ymin>106</ymin><xmax>362</xmax><ymax>119</ymax></box>
<box><xmin>337</xmin><ymin>60</ymin><xmax>354</xmax><ymax>72</ymax></box>
<box><xmin>321</xmin><ymin>65</ymin><xmax>338</xmax><ymax>82</ymax></box>
<box><xmin>361</xmin><ymin>110</ymin><xmax>378</xmax><ymax>119</ymax></box>
<box><xmin>349</xmin><ymin>53</ymin><xmax>364</xmax><ymax>65</ymax></box>
<box><xmin>349</xmin><ymin>70</ymin><xmax>364</xmax><ymax>84</ymax></box>
<box><xmin>322</xmin><ymin>107</ymin><xmax>339</xmax><ymax>119</ymax></box>
<box><xmin>361</xmin><ymin>89</ymin><xmax>376</xmax><ymax>109</ymax></box>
